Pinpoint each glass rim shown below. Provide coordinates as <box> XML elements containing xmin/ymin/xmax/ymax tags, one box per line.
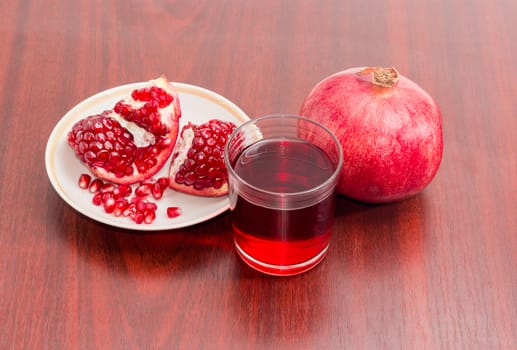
<box><xmin>224</xmin><ymin>114</ymin><xmax>343</xmax><ymax>199</ymax></box>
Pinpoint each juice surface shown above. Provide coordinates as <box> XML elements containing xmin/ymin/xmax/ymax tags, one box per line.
<box><xmin>232</xmin><ymin>138</ymin><xmax>334</xmax><ymax>193</ymax></box>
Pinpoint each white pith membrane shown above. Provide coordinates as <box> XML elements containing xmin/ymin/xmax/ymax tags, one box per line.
<box><xmin>147</xmin><ymin>76</ymin><xmax>178</xmax><ymax>132</ymax></box>
<box><xmin>112</xmin><ymin>111</ymin><xmax>156</xmax><ymax>147</ymax></box>
<box><xmin>169</xmin><ymin>126</ymin><xmax>195</xmax><ymax>178</ymax></box>
<box><xmin>112</xmin><ymin>79</ymin><xmax>177</xmax><ymax>148</ymax></box>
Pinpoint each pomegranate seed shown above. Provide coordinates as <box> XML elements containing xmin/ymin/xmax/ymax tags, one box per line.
<box><xmin>145</xmin><ymin>202</ymin><xmax>158</xmax><ymax>211</ymax></box>
<box><xmin>78</xmin><ymin>142</ymin><xmax>88</xmax><ymax>154</ymax></box>
<box><xmin>89</xmin><ymin>179</ymin><xmax>104</xmax><ymax>193</ymax></box>
<box><xmin>207</xmin><ymin>156</ymin><xmax>218</xmax><ymax>166</ymax></box>
<box><xmin>175</xmin><ymin>173</ymin><xmax>185</xmax><ymax>184</ymax></box>
<box><xmin>184</xmin><ymin>158</ymin><xmax>196</xmax><ymax>170</ymax></box>
<box><xmin>213</xmin><ymin>178</ymin><xmax>224</xmax><ymax>189</ymax></box>
<box><xmin>89</xmin><ymin>141</ymin><xmax>103</xmax><ymax>153</ymax></box>
<box><xmin>97</xmin><ymin>150</ymin><xmax>109</xmax><ymax>161</ymax></box>
<box><xmin>151</xmin><ymin>182</ymin><xmax>164</xmax><ymax>199</ymax></box>
<box><xmin>167</xmin><ymin>207</ymin><xmax>182</xmax><ymax>218</ymax></box>
<box><xmin>135</xmin><ymin>200</ymin><xmax>148</xmax><ymax>213</ymax></box>
<box><xmin>83</xmin><ymin>131</ymin><xmax>94</xmax><ymax>142</ymax></box>
<box><xmin>131</xmin><ymin>212</ymin><xmax>144</xmax><ymax>224</ymax></box>
<box><xmin>112</xmin><ymin>187</ymin><xmax>122</xmax><ymax>199</ymax></box>
<box><xmin>118</xmin><ymin>184</ymin><xmax>132</xmax><ymax>197</ymax></box>
<box><xmin>103</xmin><ymin>197</ymin><xmax>116</xmax><ymax>214</ymax></box>
<box><xmin>157</xmin><ymin>177</ymin><xmax>170</xmax><ymax>189</ymax></box>
<box><xmin>101</xmin><ymin>192</ymin><xmax>113</xmax><ymax>203</ymax></box>
<box><xmin>84</xmin><ymin>151</ymin><xmax>97</xmax><ymax>163</ymax></box>
<box><xmin>135</xmin><ymin>184</ymin><xmax>151</xmax><ymax>197</ymax></box>
<box><xmin>78</xmin><ymin>173</ymin><xmax>92</xmax><ymax>189</ymax></box>
<box><xmin>212</xmin><ymin>148</ymin><xmax>223</xmax><ymax>158</ymax></box>
<box><xmin>100</xmin><ymin>183</ymin><xmax>115</xmax><ymax>193</ymax></box>
<box><xmin>187</xmin><ymin>148</ymin><xmax>197</xmax><ymax>159</ymax></box>
<box><xmin>192</xmin><ymin>136</ymin><xmax>204</xmax><ymax>149</ymax></box>
<box><xmin>200</xmin><ymin>128</ymin><xmax>212</xmax><ymax>139</ymax></box>
<box><xmin>92</xmin><ymin>192</ymin><xmax>102</xmax><ymax>206</ymax></box>
<box><xmin>159</xmin><ymin>138</ymin><xmax>172</xmax><ymax>148</ymax></box>
<box><xmin>194</xmin><ymin>152</ymin><xmax>207</xmax><ymax>163</ymax></box>
<box><xmin>144</xmin><ymin>211</ymin><xmax>156</xmax><ymax>224</ymax></box>
<box><xmin>140</xmin><ymin>178</ymin><xmax>156</xmax><ymax>186</ymax></box>
<box><xmin>130</xmin><ymin>196</ymin><xmax>143</xmax><ymax>204</ymax></box>
<box><xmin>123</xmin><ymin>204</ymin><xmax>135</xmax><ymax>217</ymax></box>
<box><xmin>194</xmin><ymin>178</ymin><xmax>211</xmax><ymax>190</ymax></box>
<box><xmin>206</xmin><ymin>137</ymin><xmax>216</xmax><ymax>147</ymax></box>
<box><xmin>196</xmin><ymin>163</ymin><xmax>208</xmax><ymax>175</ymax></box>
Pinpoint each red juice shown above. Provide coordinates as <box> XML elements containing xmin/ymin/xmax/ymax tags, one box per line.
<box><xmin>230</xmin><ymin>138</ymin><xmax>337</xmax><ymax>275</ymax></box>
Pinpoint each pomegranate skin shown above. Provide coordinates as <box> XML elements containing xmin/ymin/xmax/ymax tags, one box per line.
<box><xmin>300</xmin><ymin>67</ymin><xmax>443</xmax><ymax>203</ymax></box>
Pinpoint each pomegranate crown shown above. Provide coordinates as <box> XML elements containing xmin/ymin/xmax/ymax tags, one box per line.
<box><xmin>357</xmin><ymin>66</ymin><xmax>400</xmax><ymax>88</ymax></box>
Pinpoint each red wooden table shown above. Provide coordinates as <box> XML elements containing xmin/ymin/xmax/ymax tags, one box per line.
<box><xmin>1</xmin><ymin>0</ymin><xmax>515</xmax><ymax>349</ymax></box>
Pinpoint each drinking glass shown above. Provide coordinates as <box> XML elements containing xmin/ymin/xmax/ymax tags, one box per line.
<box><xmin>224</xmin><ymin>115</ymin><xmax>343</xmax><ymax>276</ymax></box>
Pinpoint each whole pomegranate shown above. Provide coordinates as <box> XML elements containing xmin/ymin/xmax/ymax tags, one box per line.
<box><xmin>300</xmin><ymin>67</ymin><xmax>443</xmax><ymax>203</ymax></box>
<box><xmin>68</xmin><ymin>76</ymin><xmax>181</xmax><ymax>185</ymax></box>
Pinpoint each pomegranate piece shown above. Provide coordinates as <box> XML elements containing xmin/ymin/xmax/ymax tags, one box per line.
<box><xmin>157</xmin><ymin>177</ymin><xmax>169</xmax><ymax>189</ymax></box>
<box><xmin>103</xmin><ymin>197</ymin><xmax>116</xmax><ymax>214</ymax></box>
<box><xmin>168</xmin><ymin>119</ymin><xmax>236</xmax><ymax>196</ymax></box>
<box><xmin>67</xmin><ymin>76</ymin><xmax>181</xmax><ymax>185</ymax></box>
<box><xmin>100</xmin><ymin>183</ymin><xmax>115</xmax><ymax>193</ymax></box>
<box><xmin>89</xmin><ymin>178</ymin><xmax>104</xmax><ymax>193</ymax></box>
<box><xmin>132</xmin><ymin>212</ymin><xmax>145</xmax><ymax>224</ymax></box>
<box><xmin>151</xmin><ymin>181</ymin><xmax>164</xmax><ymax>199</ymax></box>
<box><xmin>92</xmin><ymin>192</ymin><xmax>102</xmax><ymax>206</ymax></box>
<box><xmin>144</xmin><ymin>211</ymin><xmax>156</xmax><ymax>224</ymax></box>
<box><xmin>167</xmin><ymin>207</ymin><xmax>182</xmax><ymax>218</ymax></box>
<box><xmin>135</xmin><ymin>183</ymin><xmax>152</xmax><ymax>197</ymax></box>
<box><xmin>78</xmin><ymin>173</ymin><xmax>91</xmax><ymax>189</ymax></box>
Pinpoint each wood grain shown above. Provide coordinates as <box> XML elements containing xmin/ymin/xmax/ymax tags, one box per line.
<box><xmin>0</xmin><ymin>0</ymin><xmax>515</xmax><ymax>349</ymax></box>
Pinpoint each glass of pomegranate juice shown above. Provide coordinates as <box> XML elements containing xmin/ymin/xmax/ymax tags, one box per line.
<box><xmin>224</xmin><ymin>115</ymin><xmax>343</xmax><ymax>276</ymax></box>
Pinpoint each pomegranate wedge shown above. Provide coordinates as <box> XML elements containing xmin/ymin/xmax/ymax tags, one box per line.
<box><xmin>68</xmin><ymin>76</ymin><xmax>181</xmax><ymax>184</ymax></box>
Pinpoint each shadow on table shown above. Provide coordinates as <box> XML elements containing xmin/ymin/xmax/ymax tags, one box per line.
<box><xmin>217</xmin><ymin>194</ymin><xmax>434</xmax><ymax>348</ymax></box>
<box><xmin>49</xmin><ymin>187</ymin><xmax>432</xmax><ymax>283</ymax></box>
<box><xmin>51</xmin><ymin>203</ymin><xmax>235</xmax><ymax>278</ymax></box>
<box><xmin>227</xmin><ymin>260</ymin><xmax>327</xmax><ymax>348</ymax></box>
<box><xmin>332</xmin><ymin>193</ymin><xmax>432</xmax><ymax>275</ymax></box>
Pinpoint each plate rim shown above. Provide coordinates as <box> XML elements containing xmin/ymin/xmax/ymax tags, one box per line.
<box><xmin>45</xmin><ymin>81</ymin><xmax>249</xmax><ymax>231</ymax></box>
